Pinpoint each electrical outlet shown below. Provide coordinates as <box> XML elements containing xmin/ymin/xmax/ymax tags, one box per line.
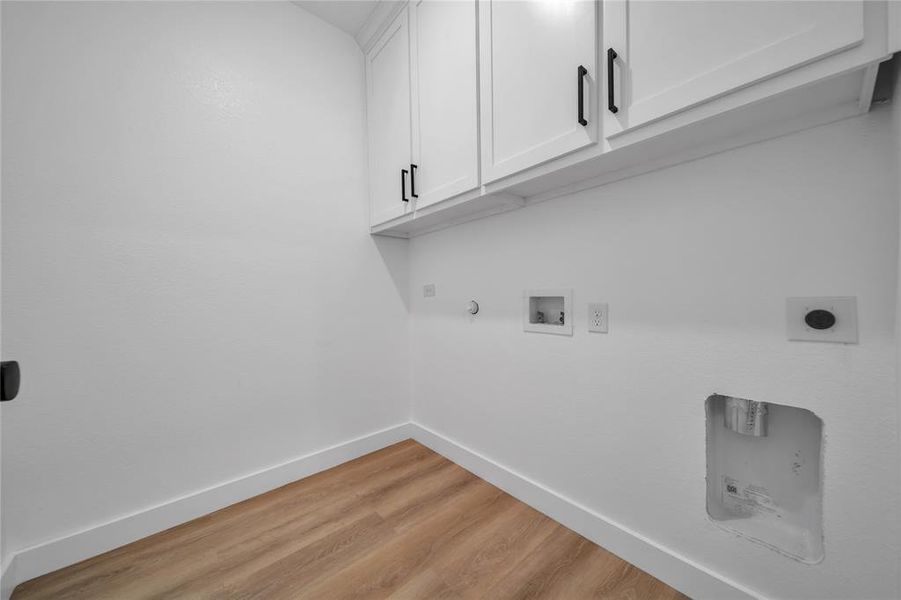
<box><xmin>588</xmin><ymin>303</ymin><xmax>608</xmax><ymax>333</ymax></box>
<box><xmin>423</xmin><ymin>284</ymin><xmax>436</xmax><ymax>298</ymax></box>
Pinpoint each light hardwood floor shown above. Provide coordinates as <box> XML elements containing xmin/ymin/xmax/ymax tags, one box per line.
<box><xmin>13</xmin><ymin>440</ymin><xmax>689</xmax><ymax>599</ymax></box>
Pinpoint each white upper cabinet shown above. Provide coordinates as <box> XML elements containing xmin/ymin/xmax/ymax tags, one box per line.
<box><xmin>367</xmin><ymin>1</ymin><xmax>479</xmax><ymax>225</ymax></box>
<box><xmin>410</xmin><ymin>0</ymin><xmax>479</xmax><ymax>210</ymax></box>
<box><xmin>479</xmin><ymin>0</ymin><xmax>598</xmax><ymax>184</ymax></box>
<box><xmin>367</xmin><ymin>10</ymin><xmax>414</xmax><ymax>226</ymax></box>
<box><xmin>365</xmin><ymin>0</ymin><xmax>887</xmax><ymax>236</ymax></box>
<box><xmin>603</xmin><ymin>0</ymin><xmax>866</xmax><ymax>136</ymax></box>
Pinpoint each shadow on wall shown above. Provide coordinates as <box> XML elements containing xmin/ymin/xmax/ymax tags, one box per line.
<box><xmin>372</xmin><ymin>235</ymin><xmax>410</xmax><ymax>311</ymax></box>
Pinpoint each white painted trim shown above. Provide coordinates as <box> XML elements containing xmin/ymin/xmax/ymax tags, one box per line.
<box><xmin>1</xmin><ymin>556</ymin><xmax>18</xmax><ymax>600</ymax></box>
<box><xmin>409</xmin><ymin>422</ymin><xmax>763</xmax><ymax>600</ymax></box>
<box><xmin>356</xmin><ymin>0</ymin><xmax>407</xmax><ymax>53</ymax></box>
<box><xmin>858</xmin><ymin>62</ymin><xmax>880</xmax><ymax>112</ymax></box>
<box><xmin>4</xmin><ymin>421</ymin><xmax>764</xmax><ymax>600</ymax></box>
<box><xmin>394</xmin><ymin>202</ymin><xmax>517</xmax><ymax>238</ymax></box>
<box><xmin>525</xmin><ymin>100</ymin><xmax>864</xmax><ymax>208</ymax></box>
<box><xmin>888</xmin><ymin>0</ymin><xmax>901</xmax><ymax>54</ymax></box>
<box><xmin>371</xmin><ymin>190</ymin><xmax>525</xmax><ymax>238</ymax></box>
<box><xmin>3</xmin><ymin>423</ymin><xmax>414</xmax><ymax>596</ymax></box>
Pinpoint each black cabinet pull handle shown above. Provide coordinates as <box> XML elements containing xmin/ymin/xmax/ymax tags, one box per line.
<box><xmin>577</xmin><ymin>65</ymin><xmax>588</xmax><ymax>126</ymax></box>
<box><xmin>607</xmin><ymin>48</ymin><xmax>619</xmax><ymax>114</ymax></box>
<box><xmin>410</xmin><ymin>164</ymin><xmax>419</xmax><ymax>198</ymax></box>
<box><xmin>1</xmin><ymin>361</ymin><xmax>20</xmax><ymax>402</ymax></box>
<box><xmin>401</xmin><ymin>168</ymin><xmax>409</xmax><ymax>202</ymax></box>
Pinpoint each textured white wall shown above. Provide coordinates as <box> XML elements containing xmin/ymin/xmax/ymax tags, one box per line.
<box><xmin>1</xmin><ymin>1</ymin><xmax>409</xmax><ymax>554</ymax></box>
<box><xmin>409</xmin><ymin>108</ymin><xmax>901</xmax><ymax>599</ymax></box>
<box><xmin>0</xmin><ymin>0</ymin><xmax>4</xmax><ymax>575</ymax></box>
<box><xmin>894</xmin><ymin>58</ymin><xmax>901</xmax><ymax>600</ymax></box>
<box><xmin>2</xmin><ymin>3</ymin><xmax>899</xmax><ymax>599</ymax></box>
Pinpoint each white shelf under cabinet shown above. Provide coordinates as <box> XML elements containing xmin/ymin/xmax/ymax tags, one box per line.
<box><xmin>371</xmin><ymin>63</ymin><xmax>880</xmax><ymax>239</ymax></box>
<box><xmin>371</xmin><ymin>189</ymin><xmax>524</xmax><ymax>239</ymax></box>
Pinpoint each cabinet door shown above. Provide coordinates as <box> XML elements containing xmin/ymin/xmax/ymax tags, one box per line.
<box><xmin>479</xmin><ymin>0</ymin><xmax>598</xmax><ymax>184</ymax></box>
<box><xmin>367</xmin><ymin>10</ymin><xmax>413</xmax><ymax>226</ymax></box>
<box><xmin>410</xmin><ymin>0</ymin><xmax>479</xmax><ymax>210</ymax></box>
<box><xmin>603</xmin><ymin>0</ymin><xmax>865</xmax><ymax>136</ymax></box>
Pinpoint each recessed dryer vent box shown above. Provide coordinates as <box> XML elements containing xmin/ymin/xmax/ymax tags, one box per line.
<box><xmin>706</xmin><ymin>394</ymin><xmax>824</xmax><ymax>564</ymax></box>
<box><xmin>786</xmin><ymin>296</ymin><xmax>857</xmax><ymax>343</ymax></box>
<box><xmin>523</xmin><ymin>289</ymin><xmax>572</xmax><ymax>335</ymax></box>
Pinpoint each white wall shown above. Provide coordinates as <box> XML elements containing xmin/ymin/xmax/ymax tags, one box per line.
<box><xmin>0</xmin><ymin>0</ymin><xmax>4</xmax><ymax>577</ymax></box>
<box><xmin>410</xmin><ymin>107</ymin><xmax>901</xmax><ymax>599</ymax></box>
<box><xmin>2</xmin><ymin>3</ymin><xmax>898</xmax><ymax>599</ymax></box>
<box><xmin>1</xmin><ymin>1</ymin><xmax>409</xmax><ymax>555</ymax></box>
<box><xmin>894</xmin><ymin>58</ymin><xmax>901</xmax><ymax>600</ymax></box>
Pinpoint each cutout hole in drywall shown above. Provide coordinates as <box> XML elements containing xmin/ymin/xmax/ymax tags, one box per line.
<box><xmin>706</xmin><ymin>394</ymin><xmax>824</xmax><ymax>564</ymax></box>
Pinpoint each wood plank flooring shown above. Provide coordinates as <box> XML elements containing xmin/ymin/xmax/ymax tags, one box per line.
<box><xmin>12</xmin><ymin>440</ymin><xmax>689</xmax><ymax>600</ymax></box>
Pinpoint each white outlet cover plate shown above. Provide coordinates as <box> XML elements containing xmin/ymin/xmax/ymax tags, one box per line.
<box><xmin>786</xmin><ymin>297</ymin><xmax>858</xmax><ymax>344</ymax></box>
<box><xmin>588</xmin><ymin>302</ymin><xmax>608</xmax><ymax>333</ymax></box>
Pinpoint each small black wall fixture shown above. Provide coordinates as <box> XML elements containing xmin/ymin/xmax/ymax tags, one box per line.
<box><xmin>1</xmin><ymin>361</ymin><xmax>20</xmax><ymax>402</ymax></box>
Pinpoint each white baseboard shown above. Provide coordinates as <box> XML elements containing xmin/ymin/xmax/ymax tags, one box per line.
<box><xmin>409</xmin><ymin>422</ymin><xmax>762</xmax><ymax>600</ymax></box>
<box><xmin>3</xmin><ymin>421</ymin><xmax>760</xmax><ymax>600</ymax></box>
<box><xmin>1</xmin><ymin>556</ymin><xmax>18</xmax><ymax>600</ymax></box>
<box><xmin>3</xmin><ymin>422</ymin><xmax>414</xmax><ymax>598</ymax></box>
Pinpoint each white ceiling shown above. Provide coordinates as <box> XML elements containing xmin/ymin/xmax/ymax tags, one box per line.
<box><xmin>293</xmin><ymin>1</ymin><xmax>380</xmax><ymax>37</ymax></box>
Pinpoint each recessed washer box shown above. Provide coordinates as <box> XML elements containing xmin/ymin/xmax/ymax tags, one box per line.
<box><xmin>523</xmin><ymin>289</ymin><xmax>572</xmax><ymax>335</ymax></box>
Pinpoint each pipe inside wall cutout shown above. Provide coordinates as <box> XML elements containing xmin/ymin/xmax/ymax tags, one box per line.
<box><xmin>723</xmin><ymin>396</ymin><xmax>769</xmax><ymax>437</ymax></box>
